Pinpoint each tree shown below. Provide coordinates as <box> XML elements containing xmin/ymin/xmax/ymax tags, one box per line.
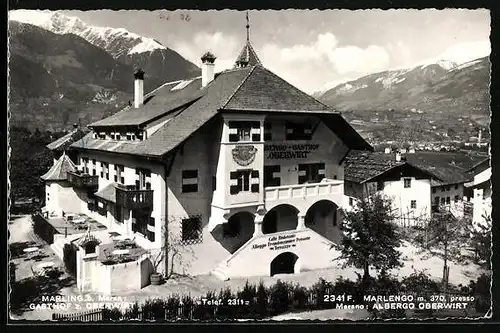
<box><xmin>470</xmin><ymin>214</ymin><xmax>492</xmax><ymax>269</ymax></box>
<box><xmin>149</xmin><ymin>216</ymin><xmax>196</xmax><ymax>280</ymax></box>
<box><xmin>334</xmin><ymin>194</ymin><xmax>403</xmax><ymax>282</ymax></box>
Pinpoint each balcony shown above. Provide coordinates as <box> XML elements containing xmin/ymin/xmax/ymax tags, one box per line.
<box><xmin>67</xmin><ymin>171</ymin><xmax>99</xmax><ymax>189</ymax></box>
<box><xmin>115</xmin><ymin>185</ymin><xmax>154</xmax><ymax>210</ymax></box>
<box><xmin>264</xmin><ymin>179</ymin><xmax>344</xmax><ymax>213</ymax></box>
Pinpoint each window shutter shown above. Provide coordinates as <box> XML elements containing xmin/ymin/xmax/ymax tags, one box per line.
<box><xmin>252</xmin><ymin>134</ymin><xmax>260</xmax><ymax>142</ymax></box>
<box><xmin>251</xmin><ymin>170</ymin><xmax>259</xmax><ymax>193</ymax></box>
<box><xmin>229</xmin><ymin>134</ymin><xmax>238</xmax><ymax>142</ymax></box>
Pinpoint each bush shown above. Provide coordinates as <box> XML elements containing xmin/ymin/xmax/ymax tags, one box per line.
<box><xmin>216</xmin><ymin>287</ymin><xmax>236</xmax><ymax>320</ymax></box>
<box><xmin>268</xmin><ymin>279</ymin><xmax>293</xmax><ymax>315</ymax></box>
<box><xmin>102</xmin><ymin>307</ymin><xmax>122</xmax><ymax>321</ymax></box>
<box><xmin>469</xmin><ymin>273</ymin><xmax>491</xmax><ymax>314</ymax></box>
<box><xmin>310</xmin><ymin>278</ymin><xmax>335</xmax><ymax>309</ymax></box>
<box><xmin>291</xmin><ymin>283</ymin><xmax>309</xmax><ymax>310</ymax></box>
<box><xmin>165</xmin><ymin>294</ymin><xmax>181</xmax><ymax>320</ymax></box>
<box><xmin>123</xmin><ymin>301</ymin><xmax>140</xmax><ymax>320</ymax></box>
<box><xmin>255</xmin><ymin>281</ymin><xmax>269</xmax><ymax>318</ymax></box>
<box><xmin>141</xmin><ymin>298</ymin><xmax>167</xmax><ymax>320</ymax></box>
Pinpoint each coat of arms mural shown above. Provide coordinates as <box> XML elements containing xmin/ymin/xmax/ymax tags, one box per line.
<box><xmin>232</xmin><ymin>145</ymin><xmax>258</xmax><ymax>166</ymax></box>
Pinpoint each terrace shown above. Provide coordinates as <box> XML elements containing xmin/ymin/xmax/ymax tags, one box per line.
<box><xmin>67</xmin><ymin>170</ymin><xmax>99</xmax><ymax>189</ymax></box>
<box><xmin>43</xmin><ymin>213</ymin><xmax>107</xmax><ymax>237</ymax></box>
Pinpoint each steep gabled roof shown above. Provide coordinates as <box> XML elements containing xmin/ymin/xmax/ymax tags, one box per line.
<box><xmin>222</xmin><ymin>65</ymin><xmax>332</xmax><ymax>113</ymax></box>
<box><xmin>94</xmin><ymin>183</ymin><xmax>117</xmax><ymax>203</ymax></box>
<box><xmin>40</xmin><ymin>153</ymin><xmax>76</xmax><ymax>181</ymax></box>
<box><xmin>71</xmin><ymin>65</ymin><xmax>372</xmax><ymax>158</ymax></box>
<box><xmin>344</xmin><ymin>150</ymin><xmax>440</xmax><ymax>184</ymax></box>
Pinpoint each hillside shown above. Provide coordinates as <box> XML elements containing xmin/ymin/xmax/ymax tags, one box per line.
<box><xmin>8</xmin><ymin>11</ymin><xmax>200</xmax><ymax>131</ymax></box>
<box><xmin>8</xmin><ymin>21</ymin><xmax>134</xmax><ymax>130</ymax></box>
<box><xmin>317</xmin><ymin>57</ymin><xmax>491</xmax><ymax>145</ymax></box>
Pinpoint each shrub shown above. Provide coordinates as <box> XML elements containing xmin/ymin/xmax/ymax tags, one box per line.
<box><xmin>469</xmin><ymin>273</ymin><xmax>491</xmax><ymax>314</ymax></box>
<box><xmin>255</xmin><ymin>281</ymin><xmax>269</xmax><ymax>318</ymax></box>
<box><xmin>123</xmin><ymin>301</ymin><xmax>140</xmax><ymax>320</ymax></box>
<box><xmin>62</xmin><ymin>243</ymin><xmax>77</xmax><ymax>275</ymax></box>
<box><xmin>311</xmin><ymin>278</ymin><xmax>335</xmax><ymax>309</ymax></box>
<box><xmin>291</xmin><ymin>283</ymin><xmax>309</xmax><ymax>310</ymax></box>
<box><xmin>141</xmin><ymin>298</ymin><xmax>166</xmax><ymax>320</ymax></box>
<box><xmin>236</xmin><ymin>281</ymin><xmax>258</xmax><ymax>319</ymax></box>
<box><xmin>268</xmin><ymin>279</ymin><xmax>292</xmax><ymax>315</ymax></box>
<box><xmin>102</xmin><ymin>307</ymin><xmax>122</xmax><ymax>321</ymax></box>
<box><xmin>165</xmin><ymin>294</ymin><xmax>181</xmax><ymax>320</ymax></box>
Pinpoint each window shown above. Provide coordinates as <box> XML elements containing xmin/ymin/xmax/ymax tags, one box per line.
<box><xmin>441</xmin><ymin>187</ymin><xmax>445</xmax><ymax>192</ymax></box>
<box><xmin>264</xmin><ymin>165</ymin><xmax>281</xmax><ymax>187</ymax></box>
<box><xmin>298</xmin><ymin>163</ymin><xmax>325</xmax><ymax>184</ymax></box>
<box><xmin>114</xmin><ymin>164</ymin><xmax>124</xmax><ymax>184</ymax></box>
<box><xmin>446</xmin><ymin>197</ymin><xmax>451</xmax><ymax>205</ymax></box>
<box><xmin>116</xmin><ymin>133</ymin><xmax>121</xmax><ymax>141</ymax></box>
<box><xmin>410</xmin><ymin>200</ymin><xmax>417</xmax><ymax>209</ymax></box>
<box><xmin>229</xmin><ymin>170</ymin><xmax>259</xmax><ymax>194</ymax></box>
<box><xmin>181</xmin><ymin>216</ymin><xmax>202</xmax><ymax>245</ymax></box>
<box><xmin>182</xmin><ymin>170</ymin><xmax>198</xmax><ymax>193</ymax></box>
<box><xmin>454</xmin><ymin>195</ymin><xmax>459</xmax><ymax>202</ymax></box>
<box><xmin>82</xmin><ymin>157</ymin><xmax>89</xmax><ymax>174</ymax></box>
<box><xmin>349</xmin><ymin>197</ymin><xmax>354</xmax><ymax>206</ymax></box>
<box><xmin>101</xmin><ymin>162</ymin><xmax>109</xmax><ymax>180</ymax></box>
<box><xmin>441</xmin><ymin>197</ymin><xmax>446</xmax><ymax>204</ymax></box>
<box><xmin>455</xmin><ymin>184</ymin><xmax>459</xmax><ymax>190</ymax></box>
<box><xmin>403</xmin><ymin>178</ymin><xmax>412</xmax><ymax>188</ymax></box>
<box><xmin>91</xmin><ymin>159</ymin><xmax>96</xmax><ymax>176</ymax></box>
<box><xmin>377</xmin><ymin>181</ymin><xmax>385</xmax><ymax>191</ymax></box>
<box><xmin>212</xmin><ymin>176</ymin><xmax>216</xmax><ymax>191</ymax></box>
<box><xmin>228</xmin><ymin>121</ymin><xmax>260</xmax><ymax>142</ymax></box>
<box><xmin>98</xmin><ymin>132</ymin><xmax>106</xmax><ymax>139</ymax></box>
<box><xmin>446</xmin><ymin>186</ymin><xmax>451</xmax><ymax>192</ymax></box>
<box><xmin>110</xmin><ymin>132</ymin><xmax>116</xmax><ymax>140</ymax></box>
<box><xmin>147</xmin><ymin>217</ymin><xmax>155</xmax><ymax>242</ymax></box>
<box><xmin>126</xmin><ymin>133</ymin><xmax>132</xmax><ymax>140</ymax></box>
<box><xmin>135</xmin><ymin>168</ymin><xmax>151</xmax><ymax>190</ymax></box>
<box><xmin>264</xmin><ymin>122</ymin><xmax>272</xmax><ymax>141</ymax></box>
<box><xmin>432</xmin><ymin>187</ymin><xmax>436</xmax><ymax>193</ymax></box>
<box><xmin>285</xmin><ymin>121</ymin><xmax>313</xmax><ymax>140</ymax></box>
<box><xmin>434</xmin><ymin>197</ymin><xmax>440</xmax><ymax>206</ymax></box>
<box><xmin>132</xmin><ymin>210</ymin><xmax>149</xmax><ymax>237</ymax></box>
<box><xmin>136</xmin><ymin>131</ymin><xmax>144</xmax><ymax>141</ymax></box>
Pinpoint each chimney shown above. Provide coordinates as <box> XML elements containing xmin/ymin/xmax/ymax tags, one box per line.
<box><xmin>134</xmin><ymin>68</ymin><xmax>145</xmax><ymax>108</ymax></box>
<box><xmin>395</xmin><ymin>151</ymin><xmax>401</xmax><ymax>162</ymax></box>
<box><xmin>201</xmin><ymin>52</ymin><xmax>216</xmax><ymax>88</ymax></box>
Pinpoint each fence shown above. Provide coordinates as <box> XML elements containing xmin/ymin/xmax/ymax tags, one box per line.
<box><xmin>52</xmin><ymin>309</ymin><xmax>103</xmax><ymax>321</ymax></box>
<box><xmin>32</xmin><ymin>213</ymin><xmax>60</xmax><ymax>244</ymax></box>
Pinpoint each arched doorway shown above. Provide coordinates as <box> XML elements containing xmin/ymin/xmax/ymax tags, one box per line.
<box><xmin>305</xmin><ymin>200</ymin><xmax>340</xmax><ymax>243</ymax></box>
<box><xmin>270</xmin><ymin>252</ymin><xmax>299</xmax><ymax>276</ymax></box>
<box><xmin>212</xmin><ymin>211</ymin><xmax>255</xmax><ymax>253</ymax></box>
<box><xmin>262</xmin><ymin>204</ymin><xmax>299</xmax><ymax>234</ymax></box>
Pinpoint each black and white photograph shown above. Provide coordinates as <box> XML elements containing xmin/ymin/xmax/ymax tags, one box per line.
<box><xmin>7</xmin><ymin>8</ymin><xmax>492</xmax><ymax>321</ymax></box>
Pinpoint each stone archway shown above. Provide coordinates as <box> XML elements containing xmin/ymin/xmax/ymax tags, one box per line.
<box><xmin>270</xmin><ymin>252</ymin><xmax>299</xmax><ymax>276</ymax></box>
<box><xmin>305</xmin><ymin>200</ymin><xmax>340</xmax><ymax>243</ymax></box>
<box><xmin>262</xmin><ymin>204</ymin><xmax>299</xmax><ymax>234</ymax></box>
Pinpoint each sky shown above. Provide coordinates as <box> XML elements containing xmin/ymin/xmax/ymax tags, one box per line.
<box><xmin>13</xmin><ymin>9</ymin><xmax>491</xmax><ymax>94</ymax></box>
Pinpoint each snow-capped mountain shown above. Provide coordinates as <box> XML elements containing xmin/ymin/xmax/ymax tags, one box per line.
<box><xmin>9</xmin><ymin>10</ymin><xmax>200</xmax><ymax>93</ymax></box>
<box><xmin>9</xmin><ymin>10</ymin><xmax>166</xmax><ymax>57</ymax></box>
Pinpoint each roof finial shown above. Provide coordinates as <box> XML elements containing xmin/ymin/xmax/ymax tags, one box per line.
<box><xmin>246</xmin><ymin>11</ymin><xmax>250</xmax><ymax>42</ymax></box>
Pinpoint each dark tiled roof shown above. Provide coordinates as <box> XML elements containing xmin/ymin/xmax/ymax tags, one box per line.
<box><xmin>46</xmin><ymin>129</ymin><xmax>89</xmax><ymax>151</ymax></box>
<box><xmin>71</xmin><ymin>65</ymin><xmax>372</xmax><ymax>157</ymax></box>
<box><xmin>344</xmin><ymin>150</ymin><xmax>405</xmax><ymax>183</ymax></box>
<box><xmin>402</xmin><ymin>152</ymin><xmax>486</xmax><ymax>185</ymax></box>
<box><xmin>95</xmin><ymin>183</ymin><xmax>117</xmax><ymax>203</ymax></box>
<box><xmin>467</xmin><ymin>157</ymin><xmax>490</xmax><ymax>174</ymax></box>
<box><xmin>41</xmin><ymin>153</ymin><xmax>76</xmax><ymax>181</ymax></box>
<box><xmin>89</xmin><ymin>79</ymin><xmax>203</xmax><ymax>127</ymax></box>
<box><xmin>234</xmin><ymin>42</ymin><xmax>262</xmax><ymax>67</ymax></box>
<box><xmin>223</xmin><ymin>65</ymin><xmax>332</xmax><ymax>113</ymax></box>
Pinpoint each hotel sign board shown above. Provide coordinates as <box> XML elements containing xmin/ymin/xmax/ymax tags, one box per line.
<box><xmin>265</xmin><ymin>144</ymin><xmax>320</xmax><ymax>160</ymax></box>
<box><xmin>252</xmin><ymin>232</ymin><xmax>311</xmax><ymax>251</ymax></box>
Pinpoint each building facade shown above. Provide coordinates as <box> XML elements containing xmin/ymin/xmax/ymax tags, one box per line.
<box><xmin>344</xmin><ymin>151</ymin><xmax>438</xmax><ymax>227</ymax></box>
<box><xmin>42</xmin><ymin>37</ymin><xmax>372</xmax><ymax>280</ymax></box>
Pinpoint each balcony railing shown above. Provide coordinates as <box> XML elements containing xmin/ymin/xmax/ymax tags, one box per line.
<box><xmin>115</xmin><ymin>185</ymin><xmax>154</xmax><ymax>210</ymax></box>
<box><xmin>67</xmin><ymin>171</ymin><xmax>99</xmax><ymax>189</ymax></box>
<box><xmin>265</xmin><ymin>179</ymin><xmax>344</xmax><ymax>202</ymax></box>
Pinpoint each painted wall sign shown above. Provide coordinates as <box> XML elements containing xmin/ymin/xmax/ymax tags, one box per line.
<box><xmin>265</xmin><ymin>144</ymin><xmax>320</xmax><ymax>159</ymax></box>
<box><xmin>251</xmin><ymin>233</ymin><xmax>311</xmax><ymax>250</ymax></box>
<box><xmin>232</xmin><ymin>145</ymin><xmax>258</xmax><ymax>166</ymax></box>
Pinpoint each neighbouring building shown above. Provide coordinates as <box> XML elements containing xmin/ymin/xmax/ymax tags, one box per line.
<box><xmin>344</xmin><ymin>150</ymin><xmax>440</xmax><ymax>227</ymax></box>
<box><xmin>41</xmin><ymin>23</ymin><xmax>373</xmax><ymax>283</ymax></box>
<box><xmin>465</xmin><ymin>158</ymin><xmax>491</xmax><ymax>228</ymax></box>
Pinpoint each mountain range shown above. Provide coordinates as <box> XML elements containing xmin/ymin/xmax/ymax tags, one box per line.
<box><xmin>315</xmin><ymin>57</ymin><xmax>491</xmax><ymax>145</ymax></box>
<box><xmin>8</xmin><ymin>11</ymin><xmax>200</xmax><ymax>131</ymax></box>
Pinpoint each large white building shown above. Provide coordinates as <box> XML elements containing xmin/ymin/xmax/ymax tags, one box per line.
<box><xmin>42</xmin><ymin>32</ymin><xmax>373</xmax><ymax>282</ymax></box>
<box><xmin>465</xmin><ymin>158</ymin><xmax>491</xmax><ymax>228</ymax></box>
